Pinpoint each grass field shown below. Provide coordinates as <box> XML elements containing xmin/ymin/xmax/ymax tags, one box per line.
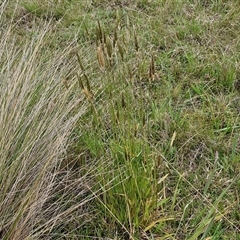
<box><xmin>0</xmin><ymin>0</ymin><xmax>240</xmax><ymax>239</ymax></box>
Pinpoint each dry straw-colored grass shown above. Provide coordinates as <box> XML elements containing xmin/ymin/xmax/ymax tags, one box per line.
<box><xmin>0</xmin><ymin>5</ymin><xmax>98</xmax><ymax>239</ymax></box>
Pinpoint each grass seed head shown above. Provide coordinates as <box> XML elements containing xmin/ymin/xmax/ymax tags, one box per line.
<box><xmin>97</xmin><ymin>46</ymin><xmax>105</xmax><ymax>69</ymax></box>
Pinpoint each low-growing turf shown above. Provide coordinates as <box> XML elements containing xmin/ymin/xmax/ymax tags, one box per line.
<box><xmin>1</xmin><ymin>0</ymin><xmax>240</xmax><ymax>239</ymax></box>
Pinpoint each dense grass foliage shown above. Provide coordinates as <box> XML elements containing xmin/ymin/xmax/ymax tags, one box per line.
<box><xmin>1</xmin><ymin>0</ymin><xmax>240</xmax><ymax>239</ymax></box>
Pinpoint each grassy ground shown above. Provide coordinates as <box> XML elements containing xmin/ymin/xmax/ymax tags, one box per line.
<box><xmin>1</xmin><ymin>0</ymin><xmax>240</xmax><ymax>239</ymax></box>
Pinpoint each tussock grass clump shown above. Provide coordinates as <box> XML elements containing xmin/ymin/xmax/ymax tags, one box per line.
<box><xmin>0</xmin><ymin>5</ymin><xmax>99</xmax><ymax>239</ymax></box>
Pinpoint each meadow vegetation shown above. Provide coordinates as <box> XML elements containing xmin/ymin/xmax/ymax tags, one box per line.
<box><xmin>0</xmin><ymin>0</ymin><xmax>240</xmax><ymax>239</ymax></box>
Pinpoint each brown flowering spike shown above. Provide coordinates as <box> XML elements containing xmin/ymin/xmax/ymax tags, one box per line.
<box><xmin>118</xmin><ymin>42</ymin><xmax>124</xmax><ymax>60</ymax></box>
<box><xmin>134</xmin><ymin>31</ymin><xmax>139</xmax><ymax>52</ymax></box>
<box><xmin>76</xmin><ymin>53</ymin><xmax>85</xmax><ymax>72</ymax></box>
<box><xmin>149</xmin><ymin>55</ymin><xmax>155</xmax><ymax>80</ymax></box>
<box><xmin>97</xmin><ymin>46</ymin><xmax>105</xmax><ymax>69</ymax></box>
<box><xmin>106</xmin><ymin>36</ymin><xmax>112</xmax><ymax>59</ymax></box>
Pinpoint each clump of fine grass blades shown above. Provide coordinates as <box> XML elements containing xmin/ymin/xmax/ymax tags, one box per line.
<box><xmin>0</xmin><ymin>5</ymin><xmax>100</xmax><ymax>239</ymax></box>
<box><xmin>73</xmin><ymin>1</ymin><xmax>240</xmax><ymax>239</ymax></box>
